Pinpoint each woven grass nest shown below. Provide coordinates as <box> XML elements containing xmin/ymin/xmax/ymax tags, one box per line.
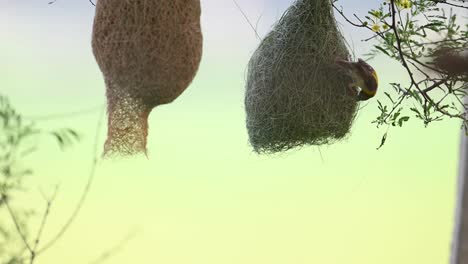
<box><xmin>92</xmin><ymin>0</ymin><xmax>203</xmax><ymax>157</ymax></box>
<box><xmin>245</xmin><ymin>0</ymin><xmax>358</xmax><ymax>154</ymax></box>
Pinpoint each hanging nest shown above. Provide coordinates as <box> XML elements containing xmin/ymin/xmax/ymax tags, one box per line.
<box><xmin>245</xmin><ymin>0</ymin><xmax>358</xmax><ymax>154</ymax></box>
<box><xmin>92</xmin><ymin>0</ymin><xmax>203</xmax><ymax>157</ymax></box>
<box><xmin>431</xmin><ymin>47</ymin><xmax>468</xmax><ymax>77</ymax></box>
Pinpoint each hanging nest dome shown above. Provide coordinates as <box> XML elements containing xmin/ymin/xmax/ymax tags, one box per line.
<box><xmin>92</xmin><ymin>0</ymin><xmax>203</xmax><ymax>157</ymax></box>
<box><xmin>245</xmin><ymin>0</ymin><xmax>358</xmax><ymax>154</ymax></box>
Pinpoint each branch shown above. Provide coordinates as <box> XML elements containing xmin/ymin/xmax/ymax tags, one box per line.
<box><xmin>333</xmin><ymin>2</ymin><xmax>446</xmax><ymax>75</ymax></box>
<box><xmin>0</xmin><ymin>191</ymin><xmax>34</xmax><ymax>256</ymax></box>
<box><xmin>48</xmin><ymin>0</ymin><xmax>95</xmax><ymax>6</ymax></box>
<box><xmin>333</xmin><ymin>4</ymin><xmax>369</xmax><ymax>28</ymax></box>
<box><xmin>389</xmin><ymin>0</ymin><xmax>464</xmax><ymax>120</ymax></box>
<box><xmin>23</xmin><ymin>104</ymin><xmax>104</xmax><ymax>121</ymax></box>
<box><xmin>35</xmin><ymin>106</ymin><xmax>105</xmax><ymax>256</ymax></box>
<box><xmin>431</xmin><ymin>0</ymin><xmax>468</xmax><ymax>9</ymax></box>
<box><xmin>29</xmin><ymin>186</ymin><xmax>59</xmax><ymax>264</ymax></box>
<box><xmin>232</xmin><ymin>0</ymin><xmax>261</xmax><ymax>40</ymax></box>
<box><xmin>334</xmin><ymin>0</ymin><xmax>466</xmax><ymax>129</ymax></box>
<box><xmin>88</xmin><ymin>229</ymin><xmax>140</xmax><ymax>264</ymax></box>
<box><xmin>421</xmin><ymin>79</ymin><xmax>448</xmax><ymax>94</ymax></box>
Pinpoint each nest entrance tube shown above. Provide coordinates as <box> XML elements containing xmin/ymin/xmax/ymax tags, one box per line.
<box><xmin>91</xmin><ymin>0</ymin><xmax>203</xmax><ymax>157</ymax></box>
<box><xmin>104</xmin><ymin>80</ymin><xmax>150</xmax><ymax>156</ymax></box>
<box><xmin>245</xmin><ymin>0</ymin><xmax>358</xmax><ymax>154</ymax></box>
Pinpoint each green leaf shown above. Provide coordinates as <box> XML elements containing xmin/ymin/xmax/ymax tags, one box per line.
<box><xmin>65</xmin><ymin>128</ymin><xmax>81</xmax><ymax>141</ymax></box>
<box><xmin>50</xmin><ymin>132</ymin><xmax>65</xmax><ymax>150</ymax></box>
<box><xmin>368</xmin><ymin>9</ymin><xmax>383</xmax><ymax>18</ymax></box>
<box><xmin>410</xmin><ymin>107</ymin><xmax>422</xmax><ymax>118</ymax></box>
<box><xmin>377</xmin><ymin>132</ymin><xmax>387</xmax><ymax>150</ymax></box>
<box><xmin>384</xmin><ymin>92</ymin><xmax>395</xmax><ymax>104</ymax></box>
<box><xmin>398</xmin><ymin>116</ymin><xmax>410</xmax><ymax>127</ymax></box>
<box><xmin>374</xmin><ymin>45</ymin><xmax>392</xmax><ymax>57</ymax></box>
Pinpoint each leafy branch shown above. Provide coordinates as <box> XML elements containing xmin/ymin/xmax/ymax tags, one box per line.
<box><xmin>0</xmin><ymin>94</ymin><xmax>103</xmax><ymax>264</ymax></box>
<box><xmin>333</xmin><ymin>0</ymin><xmax>468</xmax><ymax>147</ymax></box>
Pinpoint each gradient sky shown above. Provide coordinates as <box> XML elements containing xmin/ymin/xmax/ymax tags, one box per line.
<box><xmin>0</xmin><ymin>1</ymin><xmax>463</xmax><ymax>264</ymax></box>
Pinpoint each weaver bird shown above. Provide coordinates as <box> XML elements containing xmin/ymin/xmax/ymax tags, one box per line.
<box><xmin>335</xmin><ymin>58</ymin><xmax>379</xmax><ymax>101</ymax></box>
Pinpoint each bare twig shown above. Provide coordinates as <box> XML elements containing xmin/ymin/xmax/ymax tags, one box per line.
<box><xmin>421</xmin><ymin>79</ymin><xmax>449</xmax><ymax>94</ymax></box>
<box><xmin>333</xmin><ymin>4</ymin><xmax>369</xmax><ymax>28</ymax></box>
<box><xmin>23</xmin><ymin>104</ymin><xmax>104</xmax><ymax>121</ymax></box>
<box><xmin>48</xmin><ymin>0</ymin><xmax>95</xmax><ymax>6</ymax></box>
<box><xmin>0</xmin><ymin>191</ymin><xmax>33</xmax><ymax>255</ymax></box>
<box><xmin>232</xmin><ymin>0</ymin><xmax>262</xmax><ymax>40</ymax></box>
<box><xmin>432</xmin><ymin>0</ymin><xmax>468</xmax><ymax>9</ymax></box>
<box><xmin>29</xmin><ymin>186</ymin><xmax>59</xmax><ymax>264</ymax></box>
<box><xmin>88</xmin><ymin>229</ymin><xmax>140</xmax><ymax>264</ymax></box>
<box><xmin>35</xmin><ymin>106</ymin><xmax>105</xmax><ymax>256</ymax></box>
<box><xmin>418</xmin><ymin>37</ymin><xmax>466</xmax><ymax>45</ymax></box>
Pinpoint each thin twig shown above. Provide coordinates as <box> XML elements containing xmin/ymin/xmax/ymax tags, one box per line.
<box><xmin>232</xmin><ymin>0</ymin><xmax>262</xmax><ymax>40</ymax></box>
<box><xmin>432</xmin><ymin>0</ymin><xmax>468</xmax><ymax>9</ymax></box>
<box><xmin>29</xmin><ymin>186</ymin><xmax>60</xmax><ymax>264</ymax></box>
<box><xmin>382</xmin><ymin>87</ymin><xmax>411</xmax><ymax>124</ymax></box>
<box><xmin>407</xmin><ymin>60</ymin><xmax>431</xmax><ymax>79</ymax></box>
<box><xmin>48</xmin><ymin>0</ymin><xmax>95</xmax><ymax>6</ymax></box>
<box><xmin>332</xmin><ymin>4</ymin><xmax>368</xmax><ymax>28</ymax></box>
<box><xmin>0</xmin><ymin>191</ymin><xmax>33</xmax><ymax>255</ymax></box>
<box><xmin>35</xmin><ymin>106</ymin><xmax>105</xmax><ymax>255</ymax></box>
<box><xmin>88</xmin><ymin>229</ymin><xmax>140</xmax><ymax>264</ymax></box>
<box><xmin>418</xmin><ymin>37</ymin><xmax>466</xmax><ymax>45</ymax></box>
<box><xmin>23</xmin><ymin>105</ymin><xmax>104</xmax><ymax>121</ymax></box>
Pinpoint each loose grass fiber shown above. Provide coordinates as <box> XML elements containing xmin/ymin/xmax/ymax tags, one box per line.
<box><xmin>245</xmin><ymin>0</ymin><xmax>358</xmax><ymax>154</ymax></box>
<box><xmin>92</xmin><ymin>0</ymin><xmax>203</xmax><ymax>157</ymax></box>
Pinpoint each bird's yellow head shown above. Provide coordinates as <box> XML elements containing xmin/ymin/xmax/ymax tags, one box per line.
<box><xmin>335</xmin><ymin>57</ymin><xmax>379</xmax><ymax>101</ymax></box>
<box><xmin>355</xmin><ymin>58</ymin><xmax>378</xmax><ymax>100</ymax></box>
<box><xmin>356</xmin><ymin>59</ymin><xmax>378</xmax><ymax>84</ymax></box>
